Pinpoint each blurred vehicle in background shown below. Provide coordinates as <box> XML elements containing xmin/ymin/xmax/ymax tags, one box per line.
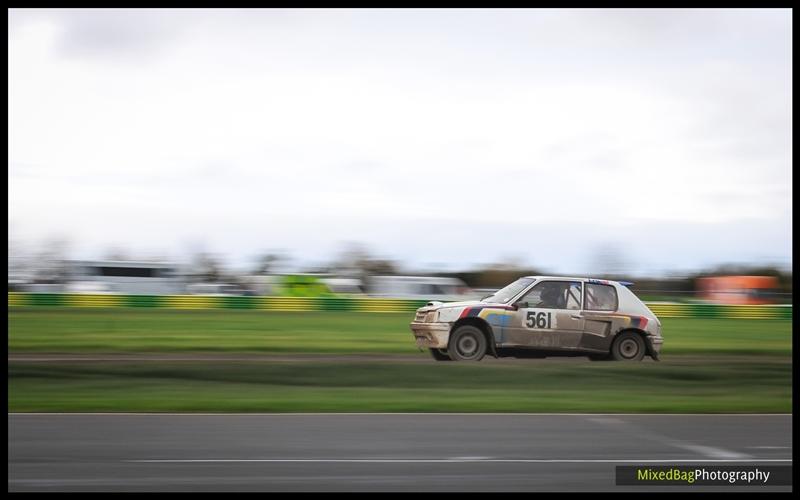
<box><xmin>240</xmin><ymin>274</ymin><xmax>282</xmax><ymax>296</ymax></box>
<box><xmin>368</xmin><ymin>276</ymin><xmax>471</xmax><ymax>301</ymax></box>
<box><xmin>16</xmin><ymin>283</ymin><xmax>65</xmax><ymax>293</ymax></box>
<box><xmin>64</xmin><ymin>260</ymin><xmax>184</xmax><ymax>295</ymax></box>
<box><xmin>697</xmin><ymin>275</ymin><xmax>779</xmax><ymax>305</ymax></box>
<box><xmin>8</xmin><ymin>272</ymin><xmax>35</xmax><ymax>292</ymax></box>
<box><xmin>186</xmin><ymin>283</ymin><xmax>249</xmax><ymax>296</ymax></box>
<box><xmin>242</xmin><ymin>274</ymin><xmax>469</xmax><ymax>299</ymax></box>
<box><xmin>320</xmin><ymin>277</ymin><xmax>365</xmax><ymax>295</ymax></box>
<box><xmin>241</xmin><ymin>274</ymin><xmax>336</xmax><ymax>297</ymax></box>
<box><xmin>65</xmin><ymin>281</ymin><xmax>114</xmax><ymax>294</ymax></box>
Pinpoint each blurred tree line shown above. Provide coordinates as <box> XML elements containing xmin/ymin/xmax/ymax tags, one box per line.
<box><xmin>7</xmin><ymin>237</ymin><xmax>792</xmax><ymax>299</ymax></box>
<box><xmin>437</xmin><ymin>263</ymin><xmax>791</xmax><ymax>301</ymax></box>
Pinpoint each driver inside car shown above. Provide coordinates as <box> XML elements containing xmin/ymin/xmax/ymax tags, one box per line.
<box><xmin>534</xmin><ymin>283</ymin><xmax>567</xmax><ymax>309</ymax></box>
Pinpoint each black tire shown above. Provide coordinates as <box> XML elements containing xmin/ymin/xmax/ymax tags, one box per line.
<box><xmin>588</xmin><ymin>352</ymin><xmax>611</xmax><ymax>361</ymax></box>
<box><xmin>448</xmin><ymin>325</ymin><xmax>487</xmax><ymax>361</ymax></box>
<box><xmin>610</xmin><ymin>331</ymin><xmax>646</xmax><ymax>361</ymax></box>
<box><xmin>429</xmin><ymin>348</ymin><xmax>452</xmax><ymax>361</ymax></box>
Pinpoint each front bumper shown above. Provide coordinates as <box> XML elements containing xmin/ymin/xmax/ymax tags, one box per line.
<box><xmin>409</xmin><ymin>322</ymin><xmax>451</xmax><ymax>349</ymax></box>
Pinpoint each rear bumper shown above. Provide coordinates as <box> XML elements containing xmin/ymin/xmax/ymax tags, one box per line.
<box><xmin>409</xmin><ymin>322</ymin><xmax>451</xmax><ymax>349</ymax></box>
<box><xmin>646</xmin><ymin>335</ymin><xmax>664</xmax><ymax>360</ymax></box>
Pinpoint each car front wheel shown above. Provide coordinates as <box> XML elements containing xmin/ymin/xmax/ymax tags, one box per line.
<box><xmin>610</xmin><ymin>331</ymin><xmax>646</xmax><ymax>361</ymax></box>
<box><xmin>448</xmin><ymin>325</ymin><xmax>487</xmax><ymax>361</ymax></box>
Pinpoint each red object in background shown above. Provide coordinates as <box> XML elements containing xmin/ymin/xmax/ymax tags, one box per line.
<box><xmin>697</xmin><ymin>276</ymin><xmax>778</xmax><ymax>305</ymax></box>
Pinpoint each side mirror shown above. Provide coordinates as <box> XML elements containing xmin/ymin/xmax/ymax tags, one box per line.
<box><xmin>513</xmin><ymin>301</ymin><xmax>528</xmax><ymax>310</ymax></box>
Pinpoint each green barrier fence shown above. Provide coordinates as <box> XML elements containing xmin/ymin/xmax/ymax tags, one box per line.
<box><xmin>7</xmin><ymin>293</ymin><xmax>793</xmax><ymax>319</ymax></box>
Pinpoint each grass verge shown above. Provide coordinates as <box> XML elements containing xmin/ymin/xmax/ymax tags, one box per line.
<box><xmin>8</xmin><ymin>357</ymin><xmax>791</xmax><ymax>413</ymax></box>
<box><xmin>8</xmin><ymin>308</ymin><xmax>793</xmax><ymax>356</ymax></box>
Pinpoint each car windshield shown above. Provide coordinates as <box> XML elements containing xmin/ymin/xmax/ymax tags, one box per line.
<box><xmin>481</xmin><ymin>278</ymin><xmax>535</xmax><ymax>304</ymax></box>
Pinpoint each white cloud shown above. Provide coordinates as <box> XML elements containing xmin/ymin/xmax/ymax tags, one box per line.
<box><xmin>8</xmin><ymin>8</ymin><xmax>792</xmax><ymax>272</ymax></box>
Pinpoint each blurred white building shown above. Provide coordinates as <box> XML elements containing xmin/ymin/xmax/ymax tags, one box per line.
<box><xmin>64</xmin><ymin>260</ymin><xmax>185</xmax><ymax>295</ymax></box>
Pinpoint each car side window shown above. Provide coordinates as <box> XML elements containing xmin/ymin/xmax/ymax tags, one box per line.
<box><xmin>565</xmin><ymin>282</ymin><xmax>582</xmax><ymax>310</ymax></box>
<box><xmin>521</xmin><ymin>281</ymin><xmax>579</xmax><ymax>310</ymax></box>
<box><xmin>585</xmin><ymin>283</ymin><xmax>618</xmax><ymax>311</ymax></box>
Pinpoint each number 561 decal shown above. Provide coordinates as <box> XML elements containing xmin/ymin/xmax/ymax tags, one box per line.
<box><xmin>525</xmin><ymin>311</ymin><xmax>556</xmax><ymax>329</ymax></box>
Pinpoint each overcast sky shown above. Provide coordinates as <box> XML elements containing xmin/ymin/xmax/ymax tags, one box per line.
<box><xmin>8</xmin><ymin>8</ymin><xmax>792</xmax><ymax>275</ymax></box>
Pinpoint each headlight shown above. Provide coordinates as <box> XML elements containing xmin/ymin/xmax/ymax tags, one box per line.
<box><xmin>424</xmin><ymin>311</ymin><xmax>438</xmax><ymax>323</ymax></box>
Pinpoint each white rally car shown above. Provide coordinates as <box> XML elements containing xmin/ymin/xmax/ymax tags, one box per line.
<box><xmin>410</xmin><ymin>276</ymin><xmax>663</xmax><ymax>361</ymax></box>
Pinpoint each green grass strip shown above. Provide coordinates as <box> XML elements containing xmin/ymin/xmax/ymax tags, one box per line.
<box><xmin>8</xmin><ymin>357</ymin><xmax>791</xmax><ymax>413</ymax></box>
<box><xmin>8</xmin><ymin>309</ymin><xmax>792</xmax><ymax>356</ymax></box>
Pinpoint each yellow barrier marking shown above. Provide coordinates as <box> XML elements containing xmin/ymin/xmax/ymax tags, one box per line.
<box><xmin>8</xmin><ymin>292</ymin><xmax>24</xmax><ymax>307</ymax></box>
<box><xmin>728</xmin><ymin>306</ymin><xmax>778</xmax><ymax>319</ymax></box>
<box><xmin>262</xmin><ymin>297</ymin><xmax>317</xmax><ymax>311</ymax></box>
<box><xmin>162</xmin><ymin>296</ymin><xmax>219</xmax><ymax>310</ymax></box>
<box><xmin>647</xmin><ymin>304</ymin><xmax>690</xmax><ymax>318</ymax></box>
<box><xmin>68</xmin><ymin>294</ymin><xmax>123</xmax><ymax>308</ymax></box>
<box><xmin>355</xmin><ymin>299</ymin><xmax>411</xmax><ymax>313</ymax></box>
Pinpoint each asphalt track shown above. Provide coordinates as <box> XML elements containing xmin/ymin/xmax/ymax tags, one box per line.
<box><xmin>8</xmin><ymin>413</ymin><xmax>792</xmax><ymax>492</ymax></box>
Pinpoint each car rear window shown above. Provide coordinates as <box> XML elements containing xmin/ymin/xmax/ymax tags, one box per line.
<box><xmin>585</xmin><ymin>283</ymin><xmax>618</xmax><ymax>311</ymax></box>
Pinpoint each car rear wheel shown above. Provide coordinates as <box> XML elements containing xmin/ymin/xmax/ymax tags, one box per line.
<box><xmin>610</xmin><ymin>331</ymin><xmax>646</xmax><ymax>361</ymax></box>
<box><xmin>429</xmin><ymin>348</ymin><xmax>452</xmax><ymax>361</ymax></box>
<box><xmin>448</xmin><ymin>325</ymin><xmax>487</xmax><ymax>361</ymax></box>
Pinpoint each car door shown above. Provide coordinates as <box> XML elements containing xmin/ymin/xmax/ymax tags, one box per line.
<box><xmin>505</xmin><ymin>280</ymin><xmax>585</xmax><ymax>349</ymax></box>
<box><xmin>579</xmin><ymin>282</ymin><xmax>621</xmax><ymax>352</ymax></box>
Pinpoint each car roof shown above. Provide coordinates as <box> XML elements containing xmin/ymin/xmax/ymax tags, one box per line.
<box><xmin>521</xmin><ymin>276</ymin><xmax>620</xmax><ymax>284</ymax></box>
